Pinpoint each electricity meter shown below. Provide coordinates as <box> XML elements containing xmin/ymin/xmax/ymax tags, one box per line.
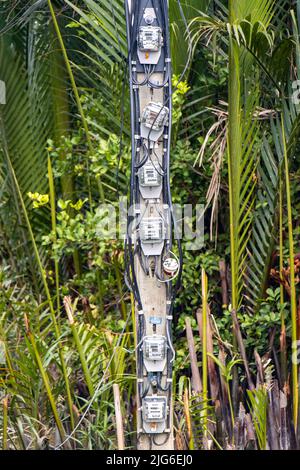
<box><xmin>140</xmin><ymin>217</ymin><xmax>163</xmax><ymax>244</ymax></box>
<box><xmin>143</xmin><ymin>335</ymin><xmax>167</xmax><ymax>372</ymax></box>
<box><xmin>138</xmin><ymin>162</ymin><xmax>162</xmax><ymax>199</ymax></box>
<box><xmin>163</xmin><ymin>257</ymin><xmax>179</xmax><ymax>276</ymax></box>
<box><xmin>138</xmin><ymin>26</ymin><xmax>163</xmax><ymax>52</ymax></box>
<box><xmin>142</xmin><ymin>396</ymin><xmax>167</xmax><ymax>423</ymax></box>
<box><xmin>141</xmin><ymin>102</ymin><xmax>169</xmax><ymax>142</ymax></box>
<box><xmin>140</xmin><ymin>217</ymin><xmax>165</xmax><ymax>256</ymax></box>
<box><xmin>139</xmin><ymin>163</ymin><xmax>162</xmax><ymax>187</ymax></box>
<box><xmin>142</xmin><ymin>102</ymin><xmax>168</xmax><ymax>132</ymax></box>
<box><xmin>144</xmin><ymin>336</ymin><xmax>166</xmax><ymax>361</ymax></box>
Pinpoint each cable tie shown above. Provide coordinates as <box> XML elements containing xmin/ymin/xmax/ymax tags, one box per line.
<box><xmin>167</xmin><ymin>315</ymin><xmax>173</xmax><ymax>320</ymax></box>
<box><xmin>137</xmin><ymin>378</ymin><xmax>144</xmax><ymax>383</ymax></box>
<box><xmin>131</xmin><ymin>60</ymin><xmax>137</xmax><ymax>64</ymax></box>
<box><xmin>163</xmin><ymin>148</ymin><xmax>167</xmax><ymax>152</ymax></box>
<box><xmin>133</xmin><ymin>85</ymin><xmax>139</xmax><ymax>89</ymax></box>
<box><xmin>167</xmin><ymin>378</ymin><xmax>173</xmax><ymax>383</ymax></box>
<box><xmin>134</xmin><ymin>135</ymin><xmax>140</xmax><ymax>140</ymax></box>
<box><xmin>165</xmin><ymin>58</ymin><xmax>171</xmax><ymax>62</ymax></box>
<box><xmin>163</xmin><ymin>134</ymin><xmax>169</xmax><ymax>139</ymax></box>
<box><xmin>138</xmin><ymin>310</ymin><xmax>144</xmax><ymax>316</ymax></box>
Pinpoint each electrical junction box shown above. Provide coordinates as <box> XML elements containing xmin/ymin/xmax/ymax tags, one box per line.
<box><xmin>142</xmin><ymin>396</ymin><xmax>167</xmax><ymax>434</ymax></box>
<box><xmin>140</xmin><ymin>217</ymin><xmax>165</xmax><ymax>256</ymax></box>
<box><xmin>144</xmin><ymin>8</ymin><xmax>156</xmax><ymax>25</ymax></box>
<box><xmin>143</xmin><ymin>335</ymin><xmax>167</xmax><ymax>372</ymax></box>
<box><xmin>138</xmin><ymin>162</ymin><xmax>162</xmax><ymax>199</ymax></box>
<box><xmin>141</xmin><ymin>102</ymin><xmax>169</xmax><ymax>142</ymax></box>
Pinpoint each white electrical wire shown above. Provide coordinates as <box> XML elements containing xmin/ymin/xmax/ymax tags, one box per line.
<box><xmin>166</xmin><ymin>317</ymin><xmax>176</xmax><ymax>363</ymax></box>
<box><xmin>123</xmin><ymin>336</ymin><xmax>144</xmax><ymax>354</ymax></box>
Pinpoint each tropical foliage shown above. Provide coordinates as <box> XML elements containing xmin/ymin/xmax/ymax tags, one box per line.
<box><xmin>0</xmin><ymin>0</ymin><xmax>300</xmax><ymax>450</ymax></box>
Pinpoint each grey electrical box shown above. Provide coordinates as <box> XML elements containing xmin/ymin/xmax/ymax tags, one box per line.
<box><xmin>140</xmin><ymin>217</ymin><xmax>164</xmax><ymax>256</ymax></box>
<box><xmin>142</xmin><ymin>396</ymin><xmax>167</xmax><ymax>434</ymax></box>
<box><xmin>138</xmin><ymin>162</ymin><xmax>162</xmax><ymax>199</ymax></box>
<box><xmin>143</xmin><ymin>335</ymin><xmax>167</xmax><ymax>372</ymax></box>
<box><xmin>141</xmin><ymin>102</ymin><xmax>169</xmax><ymax>142</ymax></box>
<box><xmin>140</xmin><ymin>217</ymin><xmax>163</xmax><ymax>243</ymax></box>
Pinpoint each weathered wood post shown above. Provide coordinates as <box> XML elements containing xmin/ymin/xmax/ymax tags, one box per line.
<box><xmin>125</xmin><ymin>0</ymin><xmax>180</xmax><ymax>450</ymax></box>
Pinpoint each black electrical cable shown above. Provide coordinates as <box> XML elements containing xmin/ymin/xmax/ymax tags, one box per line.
<box><xmin>152</xmin><ymin>433</ymin><xmax>170</xmax><ymax>447</ymax></box>
<box><xmin>157</xmin><ymin>373</ymin><xmax>170</xmax><ymax>392</ymax></box>
<box><xmin>116</xmin><ymin>60</ymin><xmax>128</xmax><ymax>200</ymax></box>
<box><xmin>125</xmin><ymin>0</ymin><xmax>143</xmax><ymax>311</ymax></box>
<box><xmin>134</xmin><ymin>143</ymin><xmax>149</xmax><ymax>169</ymax></box>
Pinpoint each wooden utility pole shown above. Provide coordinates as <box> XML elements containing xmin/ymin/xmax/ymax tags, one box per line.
<box><xmin>125</xmin><ymin>0</ymin><xmax>178</xmax><ymax>450</ymax></box>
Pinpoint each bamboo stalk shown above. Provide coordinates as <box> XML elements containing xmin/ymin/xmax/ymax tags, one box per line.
<box><xmin>183</xmin><ymin>386</ymin><xmax>194</xmax><ymax>450</ymax></box>
<box><xmin>227</xmin><ymin>0</ymin><xmax>241</xmax><ymax>320</ymax></box>
<box><xmin>281</xmin><ymin>117</ymin><xmax>298</xmax><ymax>430</ymax></box>
<box><xmin>219</xmin><ymin>260</ymin><xmax>228</xmax><ymax>308</ymax></box>
<box><xmin>114</xmin><ymin>256</ymin><xmax>127</xmax><ymax>322</ymax></box>
<box><xmin>2</xmin><ymin>396</ymin><xmax>8</xmax><ymax>450</ymax></box>
<box><xmin>185</xmin><ymin>317</ymin><xmax>202</xmax><ymax>394</ymax></box>
<box><xmin>231</xmin><ymin>309</ymin><xmax>255</xmax><ymax>391</ymax></box>
<box><xmin>227</xmin><ymin>0</ymin><xmax>242</xmax><ymax>414</ymax></box>
<box><xmin>113</xmin><ymin>384</ymin><xmax>125</xmax><ymax>450</ymax></box>
<box><xmin>201</xmin><ymin>269</ymin><xmax>208</xmax><ymax>439</ymax></box>
<box><xmin>196</xmin><ymin>308</ymin><xmax>219</xmax><ymax>400</ymax></box>
<box><xmin>279</xmin><ymin>168</ymin><xmax>287</xmax><ymax>386</ymax></box>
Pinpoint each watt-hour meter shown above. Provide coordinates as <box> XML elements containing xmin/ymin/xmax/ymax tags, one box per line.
<box><xmin>139</xmin><ymin>163</ymin><xmax>162</xmax><ymax>187</ymax></box>
<box><xmin>163</xmin><ymin>257</ymin><xmax>179</xmax><ymax>276</ymax></box>
<box><xmin>141</xmin><ymin>102</ymin><xmax>169</xmax><ymax>132</ymax></box>
<box><xmin>143</xmin><ymin>335</ymin><xmax>167</xmax><ymax>372</ymax></box>
<box><xmin>140</xmin><ymin>217</ymin><xmax>165</xmax><ymax>256</ymax></box>
<box><xmin>140</xmin><ymin>217</ymin><xmax>163</xmax><ymax>244</ymax></box>
<box><xmin>142</xmin><ymin>396</ymin><xmax>167</xmax><ymax>422</ymax></box>
<box><xmin>144</xmin><ymin>335</ymin><xmax>166</xmax><ymax>361</ymax></box>
<box><xmin>138</xmin><ymin>26</ymin><xmax>163</xmax><ymax>52</ymax></box>
<box><xmin>138</xmin><ymin>162</ymin><xmax>162</xmax><ymax>199</ymax></box>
